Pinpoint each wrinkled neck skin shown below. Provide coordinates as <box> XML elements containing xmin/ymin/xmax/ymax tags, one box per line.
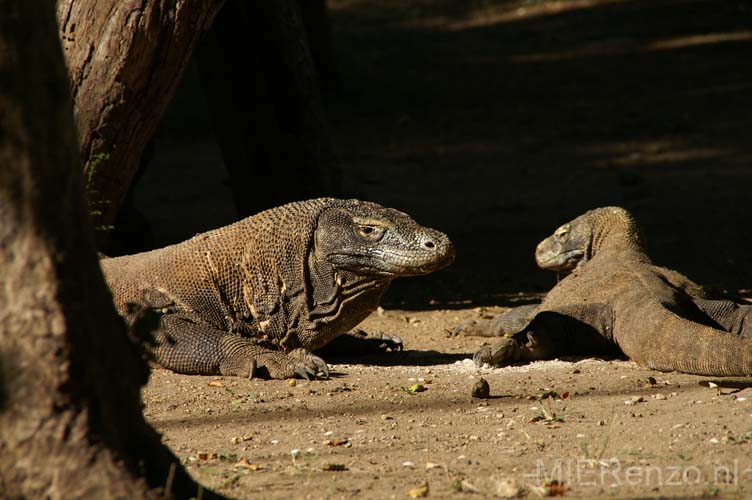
<box><xmin>585</xmin><ymin>209</ymin><xmax>649</xmax><ymax>266</ymax></box>
<box><xmin>298</xmin><ymin>251</ymin><xmax>391</xmax><ymax>351</ymax></box>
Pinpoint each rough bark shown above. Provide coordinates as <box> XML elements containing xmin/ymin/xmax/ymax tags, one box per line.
<box><xmin>196</xmin><ymin>0</ymin><xmax>341</xmax><ymax>218</ymax></box>
<box><xmin>0</xmin><ymin>2</ymin><xmax>224</xmax><ymax>498</ymax></box>
<box><xmin>56</xmin><ymin>0</ymin><xmax>225</xmax><ymax>237</ymax></box>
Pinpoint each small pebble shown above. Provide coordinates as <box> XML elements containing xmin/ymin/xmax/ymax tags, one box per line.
<box><xmin>624</xmin><ymin>396</ymin><xmax>644</xmax><ymax>406</ymax></box>
<box><xmin>472</xmin><ymin>378</ymin><xmax>490</xmax><ymax>399</ymax></box>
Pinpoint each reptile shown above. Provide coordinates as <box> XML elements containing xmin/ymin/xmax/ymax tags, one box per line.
<box><xmin>453</xmin><ymin>206</ymin><xmax>752</xmax><ymax>376</ymax></box>
<box><xmin>101</xmin><ymin>198</ymin><xmax>454</xmax><ymax>380</ymax></box>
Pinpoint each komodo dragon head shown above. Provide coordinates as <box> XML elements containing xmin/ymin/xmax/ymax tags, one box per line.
<box><xmin>314</xmin><ymin>199</ymin><xmax>455</xmax><ymax>277</ymax></box>
<box><xmin>534</xmin><ymin>206</ymin><xmax>646</xmax><ymax>272</ymax></box>
<box><xmin>286</xmin><ymin>198</ymin><xmax>455</xmax><ymax>351</ymax></box>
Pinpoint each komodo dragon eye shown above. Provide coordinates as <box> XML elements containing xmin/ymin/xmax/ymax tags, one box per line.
<box><xmin>357</xmin><ymin>224</ymin><xmax>385</xmax><ymax>241</ymax></box>
<box><xmin>554</xmin><ymin>224</ymin><xmax>570</xmax><ymax>240</ymax></box>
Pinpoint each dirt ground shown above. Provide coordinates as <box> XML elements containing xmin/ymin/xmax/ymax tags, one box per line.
<box><xmin>135</xmin><ymin>0</ymin><xmax>752</xmax><ymax>498</ymax></box>
<box><xmin>143</xmin><ymin>306</ymin><xmax>752</xmax><ymax>499</ymax></box>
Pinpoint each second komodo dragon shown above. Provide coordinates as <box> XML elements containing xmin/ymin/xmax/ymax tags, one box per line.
<box><xmin>454</xmin><ymin>206</ymin><xmax>752</xmax><ymax>376</ymax></box>
<box><xmin>102</xmin><ymin>198</ymin><xmax>454</xmax><ymax>380</ymax></box>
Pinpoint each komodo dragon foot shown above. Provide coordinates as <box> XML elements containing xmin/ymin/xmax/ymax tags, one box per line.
<box><xmin>350</xmin><ymin>329</ymin><xmax>404</xmax><ymax>352</ymax></box>
<box><xmin>315</xmin><ymin>329</ymin><xmax>404</xmax><ymax>358</ymax></box>
<box><xmin>473</xmin><ymin>338</ymin><xmax>520</xmax><ymax>367</ymax></box>
<box><xmin>451</xmin><ymin>319</ymin><xmax>502</xmax><ymax>337</ymax></box>
<box><xmin>219</xmin><ymin>344</ymin><xmax>329</xmax><ymax>380</ymax></box>
<box><xmin>472</xmin><ymin>328</ymin><xmax>560</xmax><ymax>367</ymax></box>
<box><xmin>288</xmin><ymin>348</ymin><xmax>330</xmax><ymax>380</ymax></box>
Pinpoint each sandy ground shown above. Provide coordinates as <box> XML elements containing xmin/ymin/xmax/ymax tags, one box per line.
<box><xmin>133</xmin><ymin>0</ymin><xmax>752</xmax><ymax>498</ymax></box>
<box><xmin>144</xmin><ymin>307</ymin><xmax>752</xmax><ymax>499</ymax></box>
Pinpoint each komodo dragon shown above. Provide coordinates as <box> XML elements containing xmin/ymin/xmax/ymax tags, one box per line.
<box><xmin>453</xmin><ymin>206</ymin><xmax>752</xmax><ymax>376</ymax></box>
<box><xmin>102</xmin><ymin>198</ymin><xmax>454</xmax><ymax>380</ymax></box>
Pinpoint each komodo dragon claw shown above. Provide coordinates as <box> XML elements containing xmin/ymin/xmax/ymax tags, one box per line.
<box><xmin>294</xmin><ymin>365</ymin><xmax>317</xmax><ymax>380</ymax></box>
<box><xmin>310</xmin><ymin>355</ymin><xmax>330</xmax><ymax>379</ymax></box>
<box><xmin>290</xmin><ymin>349</ymin><xmax>330</xmax><ymax>380</ymax></box>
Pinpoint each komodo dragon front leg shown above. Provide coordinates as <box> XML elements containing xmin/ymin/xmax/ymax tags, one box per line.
<box><xmin>156</xmin><ymin>315</ymin><xmax>327</xmax><ymax>380</ymax></box>
<box><xmin>451</xmin><ymin>304</ymin><xmax>539</xmax><ymax>338</ymax></box>
<box><xmin>466</xmin><ymin>305</ymin><xmax>622</xmax><ymax>367</ymax></box>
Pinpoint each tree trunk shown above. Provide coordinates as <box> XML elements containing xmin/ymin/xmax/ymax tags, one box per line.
<box><xmin>56</xmin><ymin>0</ymin><xmax>225</xmax><ymax>240</ymax></box>
<box><xmin>196</xmin><ymin>0</ymin><xmax>341</xmax><ymax>218</ymax></box>
<box><xmin>296</xmin><ymin>0</ymin><xmax>340</xmax><ymax>96</ymax></box>
<box><xmin>0</xmin><ymin>2</ymin><xmax>224</xmax><ymax>498</ymax></box>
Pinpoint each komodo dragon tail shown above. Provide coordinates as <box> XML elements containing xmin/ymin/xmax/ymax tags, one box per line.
<box><xmin>619</xmin><ymin>303</ymin><xmax>752</xmax><ymax>377</ymax></box>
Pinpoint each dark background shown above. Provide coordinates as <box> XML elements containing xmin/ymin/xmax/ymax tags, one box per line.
<box><xmin>131</xmin><ymin>0</ymin><xmax>752</xmax><ymax>307</ymax></box>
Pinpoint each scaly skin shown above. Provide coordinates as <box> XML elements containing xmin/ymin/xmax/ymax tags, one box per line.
<box><xmin>102</xmin><ymin>198</ymin><xmax>454</xmax><ymax>380</ymax></box>
<box><xmin>454</xmin><ymin>207</ymin><xmax>752</xmax><ymax>376</ymax></box>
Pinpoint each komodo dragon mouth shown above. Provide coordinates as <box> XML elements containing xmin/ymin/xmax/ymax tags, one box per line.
<box><xmin>535</xmin><ymin>248</ymin><xmax>584</xmax><ymax>272</ymax></box>
<box><xmin>329</xmin><ymin>246</ymin><xmax>455</xmax><ymax>277</ymax></box>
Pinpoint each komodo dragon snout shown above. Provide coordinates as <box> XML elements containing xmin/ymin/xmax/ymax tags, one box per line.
<box><xmin>102</xmin><ymin>198</ymin><xmax>454</xmax><ymax>381</ymax></box>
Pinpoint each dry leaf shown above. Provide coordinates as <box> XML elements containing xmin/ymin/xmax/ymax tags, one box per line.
<box><xmin>547</xmin><ymin>480</ymin><xmax>569</xmax><ymax>496</ymax></box>
<box><xmin>207</xmin><ymin>381</ymin><xmax>224</xmax><ymax>387</ymax></box>
<box><xmin>233</xmin><ymin>458</ymin><xmax>264</xmax><ymax>470</ymax></box>
<box><xmin>327</xmin><ymin>438</ymin><xmax>349</xmax><ymax>447</ymax></box>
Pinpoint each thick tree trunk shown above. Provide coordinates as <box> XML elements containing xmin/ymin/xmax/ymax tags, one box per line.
<box><xmin>56</xmin><ymin>0</ymin><xmax>224</xmax><ymax>239</ymax></box>
<box><xmin>0</xmin><ymin>2</ymin><xmax>224</xmax><ymax>498</ymax></box>
<box><xmin>196</xmin><ymin>0</ymin><xmax>341</xmax><ymax>218</ymax></box>
<box><xmin>296</xmin><ymin>0</ymin><xmax>340</xmax><ymax>96</ymax></box>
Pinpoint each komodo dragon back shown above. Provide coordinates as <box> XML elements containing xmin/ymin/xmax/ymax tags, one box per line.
<box><xmin>102</xmin><ymin>198</ymin><xmax>454</xmax><ymax>380</ymax></box>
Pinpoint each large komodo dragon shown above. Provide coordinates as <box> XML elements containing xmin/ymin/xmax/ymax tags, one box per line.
<box><xmin>102</xmin><ymin>198</ymin><xmax>454</xmax><ymax>380</ymax></box>
<box><xmin>454</xmin><ymin>206</ymin><xmax>752</xmax><ymax>376</ymax></box>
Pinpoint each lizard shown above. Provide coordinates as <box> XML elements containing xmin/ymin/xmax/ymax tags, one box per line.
<box><xmin>452</xmin><ymin>206</ymin><xmax>752</xmax><ymax>376</ymax></box>
<box><xmin>101</xmin><ymin>198</ymin><xmax>454</xmax><ymax>380</ymax></box>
